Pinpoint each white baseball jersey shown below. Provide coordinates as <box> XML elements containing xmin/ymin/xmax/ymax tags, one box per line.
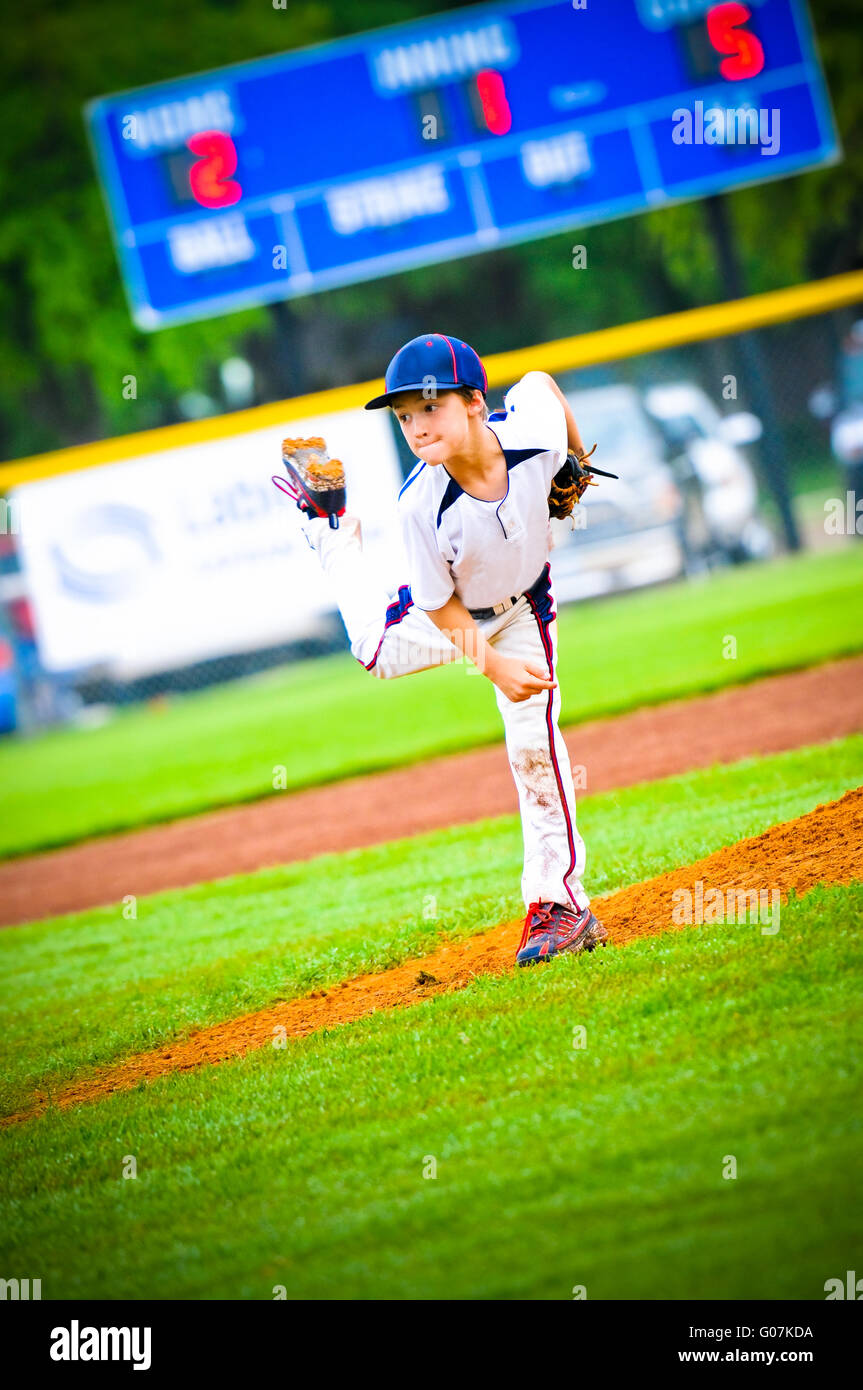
<box><xmin>397</xmin><ymin>374</ymin><xmax>568</xmax><ymax>612</ymax></box>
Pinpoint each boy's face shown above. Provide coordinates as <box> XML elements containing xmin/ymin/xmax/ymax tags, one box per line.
<box><xmin>390</xmin><ymin>389</ymin><xmax>482</xmax><ymax>465</ymax></box>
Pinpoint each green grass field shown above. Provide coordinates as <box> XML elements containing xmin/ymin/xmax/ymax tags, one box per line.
<box><xmin>2</xmin><ymin>734</ymin><xmax>860</xmax><ymax>1117</ymax></box>
<box><xmin>1</xmin><ymin>734</ymin><xmax>861</xmax><ymax>1299</ymax></box>
<box><xmin>0</xmin><ymin>545</ymin><xmax>860</xmax><ymax>859</ymax></box>
<box><xmin>1</xmin><ymin>884</ymin><xmax>860</xmax><ymax>1300</ymax></box>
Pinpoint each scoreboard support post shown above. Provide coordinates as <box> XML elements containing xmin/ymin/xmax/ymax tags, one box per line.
<box><xmin>704</xmin><ymin>193</ymin><xmax>801</xmax><ymax>550</ymax></box>
<box><xmin>268</xmin><ymin>300</ymin><xmax>310</xmax><ymax>398</ymax></box>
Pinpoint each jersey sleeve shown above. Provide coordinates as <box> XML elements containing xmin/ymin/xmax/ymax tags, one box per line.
<box><xmin>500</xmin><ymin>374</ymin><xmax>568</xmax><ymax>484</ymax></box>
<box><xmin>399</xmin><ymin>502</ymin><xmax>455</xmax><ymax>611</ymax></box>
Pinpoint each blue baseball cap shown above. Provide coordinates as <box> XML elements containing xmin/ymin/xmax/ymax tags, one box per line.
<box><xmin>364</xmin><ymin>333</ymin><xmax>488</xmax><ymax>409</ymax></box>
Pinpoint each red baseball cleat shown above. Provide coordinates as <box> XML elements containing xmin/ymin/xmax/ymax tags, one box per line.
<box><xmin>272</xmin><ymin>437</ymin><xmax>346</xmax><ymax>530</ymax></box>
<box><xmin>516</xmin><ymin>900</ymin><xmax>608</xmax><ymax>966</ymax></box>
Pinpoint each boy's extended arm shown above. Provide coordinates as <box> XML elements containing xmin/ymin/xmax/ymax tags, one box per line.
<box><xmin>424</xmin><ymin>592</ymin><xmax>556</xmax><ymax>703</ymax></box>
<box><xmin>522</xmin><ymin>370</ymin><xmax>588</xmax><ymax>457</ymax></box>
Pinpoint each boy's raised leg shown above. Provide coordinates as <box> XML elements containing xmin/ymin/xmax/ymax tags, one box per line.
<box><xmin>274</xmin><ymin>436</ymin><xmax>461</xmax><ymax>679</ymax></box>
<box><xmin>298</xmin><ymin>512</ymin><xmax>462</xmax><ymax>680</ymax></box>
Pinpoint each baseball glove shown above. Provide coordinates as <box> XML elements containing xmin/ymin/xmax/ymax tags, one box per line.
<box><xmin>548</xmin><ymin>445</ymin><xmax>617</xmax><ymax>520</ymax></box>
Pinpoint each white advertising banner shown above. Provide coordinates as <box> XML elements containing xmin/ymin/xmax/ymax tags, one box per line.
<box><xmin>13</xmin><ymin>409</ymin><xmax>407</xmax><ymax>678</ymax></box>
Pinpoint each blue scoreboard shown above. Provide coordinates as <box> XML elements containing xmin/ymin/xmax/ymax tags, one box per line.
<box><xmin>86</xmin><ymin>0</ymin><xmax>839</xmax><ymax>330</ymax></box>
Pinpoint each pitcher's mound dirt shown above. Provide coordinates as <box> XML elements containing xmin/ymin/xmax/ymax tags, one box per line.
<box><xmin>6</xmin><ymin>785</ymin><xmax>860</xmax><ymax>1128</ymax></box>
<box><xmin>1</xmin><ymin>655</ymin><xmax>862</xmax><ymax>928</ymax></box>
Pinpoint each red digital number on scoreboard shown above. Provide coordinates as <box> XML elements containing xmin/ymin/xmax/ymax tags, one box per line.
<box><xmin>706</xmin><ymin>2</ymin><xmax>766</xmax><ymax>81</ymax></box>
<box><xmin>475</xmin><ymin>69</ymin><xmax>512</xmax><ymax>136</ymax></box>
<box><xmin>187</xmin><ymin>131</ymin><xmax>242</xmax><ymax>209</ymax></box>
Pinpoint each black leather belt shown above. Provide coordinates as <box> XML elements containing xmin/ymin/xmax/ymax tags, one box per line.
<box><xmin>468</xmin><ymin>568</ymin><xmax>545</xmax><ymax>621</ymax></box>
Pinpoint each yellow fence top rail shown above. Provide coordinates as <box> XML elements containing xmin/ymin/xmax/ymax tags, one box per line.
<box><xmin>3</xmin><ymin>269</ymin><xmax>863</xmax><ymax>490</ymax></box>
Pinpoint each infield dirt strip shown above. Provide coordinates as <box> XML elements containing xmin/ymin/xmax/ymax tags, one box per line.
<box><xmin>5</xmin><ymin>787</ymin><xmax>861</xmax><ymax>1127</ymax></box>
<box><xmin>1</xmin><ymin>656</ymin><xmax>862</xmax><ymax>927</ymax></box>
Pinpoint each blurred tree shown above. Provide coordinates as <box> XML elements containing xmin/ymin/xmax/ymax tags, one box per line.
<box><xmin>0</xmin><ymin>0</ymin><xmax>859</xmax><ymax>460</ymax></box>
<box><xmin>0</xmin><ymin>0</ymin><xmax>446</xmax><ymax>457</ymax></box>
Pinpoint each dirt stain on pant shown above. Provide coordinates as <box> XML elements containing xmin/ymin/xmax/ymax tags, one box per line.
<box><xmin>512</xmin><ymin>748</ymin><xmax>560</xmax><ymax>813</ymax></box>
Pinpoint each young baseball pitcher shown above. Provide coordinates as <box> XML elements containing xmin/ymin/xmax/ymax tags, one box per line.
<box><xmin>273</xmin><ymin>333</ymin><xmax>612</xmax><ymax>965</ymax></box>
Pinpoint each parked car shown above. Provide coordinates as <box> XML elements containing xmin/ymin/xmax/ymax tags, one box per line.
<box><xmin>643</xmin><ymin>383</ymin><xmax>774</xmax><ymax>565</ymax></box>
<box><xmin>549</xmin><ymin>384</ymin><xmax>685</xmax><ymax>602</ymax></box>
<box><xmin>0</xmin><ymin>636</ymin><xmax>16</xmax><ymax>734</ymax></box>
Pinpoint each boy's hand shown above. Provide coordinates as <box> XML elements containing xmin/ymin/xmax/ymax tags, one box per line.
<box><xmin>485</xmin><ymin>652</ymin><xmax>556</xmax><ymax>703</ymax></box>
